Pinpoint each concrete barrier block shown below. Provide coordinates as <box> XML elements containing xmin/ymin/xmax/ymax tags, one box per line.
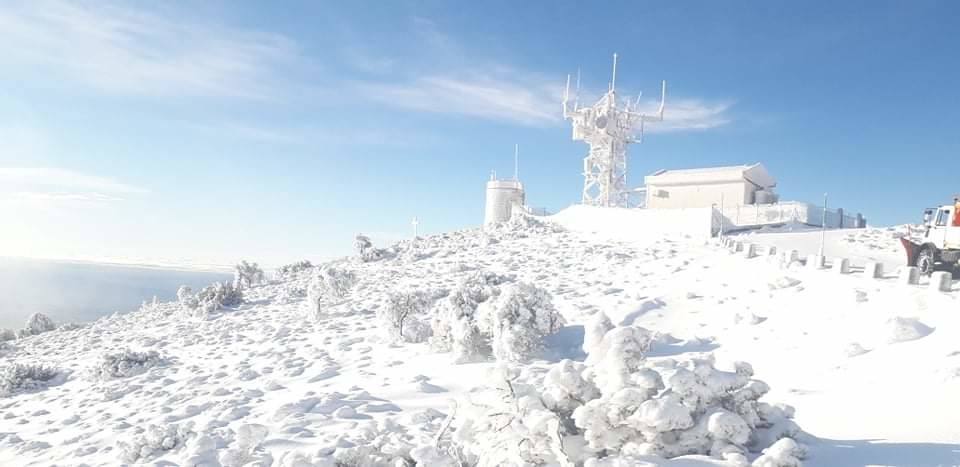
<box><xmin>767</xmin><ymin>246</ymin><xmax>778</xmax><ymax>256</ymax></box>
<box><xmin>864</xmin><ymin>262</ymin><xmax>883</xmax><ymax>279</ymax></box>
<box><xmin>898</xmin><ymin>266</ymin><xmax>919</xmax><ymax>285</ymax></box>
<box><xmin>806</xmin><ymin>254</ymin><xmax>825</xmax><ymax>270</ymax></box>
<box><xmin>734</xmin><ymin>241</ymin><xmax>744</xmax><ymax>252</ymax></box>
<box><xmin>743</xmin><ymin>243</ymin><xmax>756</xmax><ymax>258</ymax></box>
<box><xmin>930</xmin><ymin>271</ymin><xmax>952</xmax><ymax>292</ymax></box>
<box><xmin>788</xmin><ymin>250</ymin><xmax>799</xmax><ymax>263</ymax></box>
<box><xmin>832</xmin><ymin>258</ymin><xmax>851</xmax><ymax>274</ymax></box>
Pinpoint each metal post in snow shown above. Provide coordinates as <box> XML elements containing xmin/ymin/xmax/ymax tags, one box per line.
<box><xmin>818</xmin><ymin>193</ymin><xmax>827</xmax><ymax>256</ymax></box>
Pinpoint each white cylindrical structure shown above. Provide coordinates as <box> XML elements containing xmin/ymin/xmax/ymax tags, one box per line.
<box><xmin>484</xmin><ymin>179</ymin><xmax>525</xmax><ymax>225</ymax></box>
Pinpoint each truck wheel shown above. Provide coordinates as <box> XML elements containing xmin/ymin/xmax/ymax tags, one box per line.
<box><xmin>917</xmin><ymin>247</ymin><xmax>936</xmax><ymax>275</ymax></box>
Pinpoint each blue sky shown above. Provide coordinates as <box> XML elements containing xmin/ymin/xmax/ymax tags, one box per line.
<box><xmin>1</xmin><ymin>1</ymin><xmax>958</xmax><ymax>267</ymax></box>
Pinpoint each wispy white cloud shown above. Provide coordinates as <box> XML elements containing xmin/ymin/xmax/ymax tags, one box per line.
<box><xmin>644</xmin><ymin>99</ymin><xmax>734</xmax><ymax>133</ymax></box>
<box><xmin>357</xmin><ymin>73</ymin><xmax>564</xmax><ymax>127</ymax></box>
<box><xmin>0</xmin><ymin>168</ymin><xmax>147</xmax><ymax>204</ymax></box>
<box><xmin>0</xmin><ymin>1</ymin><xmax>306</xmax><ymax>99</ymax></box>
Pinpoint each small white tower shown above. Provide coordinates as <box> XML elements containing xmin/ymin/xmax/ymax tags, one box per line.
<box><xmin>484</xmin><ymin>145</ymin><xmax>525</xmax><ymax>225</ymax></box>
<box><xmin>563</xmin><ymin>54</ymin><xmax>666</xmax><ymax>208</ymax></box>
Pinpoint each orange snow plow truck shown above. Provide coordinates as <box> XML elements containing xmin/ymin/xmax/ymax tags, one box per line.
<box><xmin>901</xmin><ymin>203</ymin><xmax>960</xmax><ymax>275</ymax></box>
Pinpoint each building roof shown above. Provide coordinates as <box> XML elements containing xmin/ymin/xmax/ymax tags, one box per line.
<box><xmin>644</xmin><ymin>163</ymin><xmax>775</xmax><ymax>188</ymax></box>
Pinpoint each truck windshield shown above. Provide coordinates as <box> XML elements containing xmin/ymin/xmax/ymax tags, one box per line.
<box><xmin>936</xmin><ymin>209</ymin><xmax>950</xmax><ymax>226</ymax></box>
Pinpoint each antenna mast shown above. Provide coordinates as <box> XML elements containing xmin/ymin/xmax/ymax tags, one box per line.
<box><xmin>513</xmin><ymin>144</ymin><xmax>519</xmax><ymax>181</ymax></box>
<box><xmin>562</xmin><ymin>53</ymin><xmax>667</xmax><ymax>208</ymax></box>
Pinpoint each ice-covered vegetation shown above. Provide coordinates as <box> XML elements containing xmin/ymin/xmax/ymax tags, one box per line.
<box><xmin>233</xmin><ymin>260</ymin><xmax>265</xmax><ymax>288</ymax></box>
<box><xmin>275</xmin><ymin>260</ymin><xmax>313</xmax><ymax>279</ymax></box>
<box><xmin>93</xmin><ymin>349</ymin><xmax>166</xmax><ymax>380</ymax></box>
<box><xmin>0</xmin><ymin>362</ymin><xmax>65</xmax><ymax>397</ymax></box>
<box><xmin>16</xmin><ymin>312</ymin><xmax>57</xmax><ymax>339</ymax></box>
<box><xmin>431</xmin><ymin>325</ymin><xmax>803</xmax><ymax>466</ymax></box>
<box><xmin>306</xmin><ymin>265</ymin><xmax>357</xmax><ymax>318</ymax></box>
<box><xmin>427</xmin><ymin>271</ymin><xmax>565</xmax><ymax>363</ymax></box>
<box><xmin>117</xmin><ymin>423</ymin><xmax>195</xmax><ymax>464</ymax></box>
<box><xmin>379</xmin><ymin>290</ymin><xmax>436</xmax><ymax>343</ymax></box>
<box><xmin>0</xmin><ymin>328</ymin><xmax>15</xmax><ymax>342</ymax></box>
<box><xmin>177</xmin><ymin>281</ymin><xmax>244</xmax><ymax>317</ymax></box>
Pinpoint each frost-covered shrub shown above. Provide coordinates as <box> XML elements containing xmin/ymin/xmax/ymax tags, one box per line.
<box><xmin>430</xmin><ymin>271</ymin><xmax>512</xmax><ymax>362</ymax></box>
<box><xmin>306</xmin><ymin>265</ymin><xmax>357</xmax><ymax>318</ymax></box>
<box><xmin>219</xmin><ymin>424</ymin><xmax>273</xmax><ymax>467</ymax></box>
<box><xmin>428</xmin><ymin>326</ymin><xmax>804</xmax><ymax>466</ymax></box>
<box><xmin>0</xmin><ymin>363</ymin><xmax>64</xmax><ymax>397</ymax></box>
<box><xmin>379</xmin><ymin>290</ymin><xmax>435</xmax><ymax>343</ymax></box>
<box><xmin>354</xmin><ymin>234</ymin><xmax>392</xmax><ymax>263</ymax></box>
<box><xmin>178</xmin><ymin>282</ymin><xmax>243</xmax><ymax>317</ymax></box>
<box><xmin>0</xmin><ymin>328</ymin><xmax>15</xmax><ymax>342</ymax></box>
<box><xmin>354</xmin><ymin>234</ymin><xmax>373</xmax><ymax>255</ymax></box>
<box><xmin>118</xmin><ymin>423</ymin><xmax>194</xmax><ymax>463</ymax></box>
<box><xmin>583</xmin><ymin>312</ymin><xmax>614</xmax><ymax>355</ymax></box>
<box><xmin>488</xmin><ymin>282</ymin><xmax>566</xmax><ymax>362</ymax></box>
<box><xmin>16</xmin><ymin>313</ymin><xmax>56</xmax><ymax>338</ymax></box>
<box><xmin>94</xmin><ymin>349</ymin><xmax>166</xmax><ymax>380</ymax></box>
<box><xmin>234</xmin><ymin>260</ymin><xmax>265</xmax><ymax>289</ymax></box>
<box><xmin>275</xmin><ymin>260</ymin><xmax>313</xmax><ymax>279</ymax></box>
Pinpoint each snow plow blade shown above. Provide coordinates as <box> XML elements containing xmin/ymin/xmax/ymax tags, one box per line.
<box><xmin>900</xmin><ymin>237</ymin><xmax>920</xmax><ymax>267</ymax></box>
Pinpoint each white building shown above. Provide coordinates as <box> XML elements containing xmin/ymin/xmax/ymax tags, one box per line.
<box><xmin>484</xmin><ymin>176</ymin><xmax>525</xmax><ymax>226</ymax></box>
<box><xmin>644</xmin><ymin>163</ymin><xmax>778</xmax><ymax>210</ymax></box>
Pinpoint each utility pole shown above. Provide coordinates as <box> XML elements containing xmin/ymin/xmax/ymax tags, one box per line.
<box><xmin>818</xmin><ymin>193</ymin><xmax>827</xmax><ymax>257</ymax></box>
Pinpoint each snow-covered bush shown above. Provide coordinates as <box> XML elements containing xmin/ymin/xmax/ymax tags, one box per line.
<box><xmin>93</xmin><ymin>349</ymin><xmax>166</xmax><ymax>380</ymax></box>
<box><xmin>0</xmin><ymin>362</ymin><xmax>65</xmax><ymax>397</ymax></box>
<box><xmin>487</xmin><ymin>282</ymin><xmax>566</xmax><ymax>362</ymax></box>
<box><xmin>427</xmin><ymin>325</ymin><xmax>804</xmax><ymax>466</ymax></box>
<box><xmin>275</xmin><ymin>260</ymin><xmax>313</xmax><ymax>279</ymax></box>
<box><xmin>219</xmin><ymin>424</ymin><xmax>273</xmax><ymax>467</ymax></box>
<box><xmin>234</xmin><ymin>260</ymin><xmax>265</xmax><ymax>289</ymax></box>
<box><xmin>118</xmin><ymin>423</ymin><xmax>195</xmax><ymax>464</ymax></box>
<box><xmin>0</xmin><ymin>328</ymin><xmax>15</xmax><ymax>342</ymax></box>
<box><xmin>379</xmin><ymin>290</ymin><xmax>435</xmax><ymax>343</ymax></box>
<box><xmin>583</xmin><ymin>312</ymin><xmax>614</xmax><ymax>355</ymax></box>
<box><xmin>306</xmin><ymin>265</ymin><xmax>357</xmax><ymax>318</ymax></box>
<box><xmin>430</xmin><ymin>271</ymin><xmax>512</xmax><ymax>362</ymax></box>
<box><xmin>178</xmin><ymin>282</ymin><xmax>244</xmax><ymax>317</ymax></box>
<box><xmin>354</xmin><ymin>233</ymin><xmax>391</xmax><ymax>263</ymax></box>
<box><xmin>16</xmin><ymin>313</ymin><xmax>57</xmax><ymax>339</ymax></box>
<box><xmin>430</xmin><ymin>273</ymin><xmax>564</xmax><ymax>363</ymax></box>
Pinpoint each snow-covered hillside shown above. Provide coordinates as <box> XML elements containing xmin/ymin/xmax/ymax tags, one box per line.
<box><xmin>1</xmin><ymin>207</ymin><xmax>958</xmax><ymax>466</ymax></box>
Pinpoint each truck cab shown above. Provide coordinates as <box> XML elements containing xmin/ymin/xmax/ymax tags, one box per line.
<box><xmin>905</xmin><ymin>204</ymin><xmax>960</xmax><ymax>274</ymax></box>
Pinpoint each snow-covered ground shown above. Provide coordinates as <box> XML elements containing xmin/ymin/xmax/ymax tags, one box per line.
<box><xmin>1</xmin><ymin>207</ymin><xmax>958</xmax><ymax>466</ymax></box>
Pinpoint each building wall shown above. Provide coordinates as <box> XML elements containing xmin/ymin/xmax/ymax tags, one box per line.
<box><xmin>646</xmin><ymin>181</ymin><xmax>750</xmax><ymax>209</ymax></box>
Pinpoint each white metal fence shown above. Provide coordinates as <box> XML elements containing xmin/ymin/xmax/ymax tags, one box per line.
<box><xmin>713</xmin><ymin>201</ymin><xmax>862</xmax><ymax>233</ymax></box>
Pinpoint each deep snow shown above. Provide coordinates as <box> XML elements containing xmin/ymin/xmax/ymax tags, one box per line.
<box><xmin>1</xmin><ymin>207</ymin><xmax>959</xmax><ymax>466</ymax></box>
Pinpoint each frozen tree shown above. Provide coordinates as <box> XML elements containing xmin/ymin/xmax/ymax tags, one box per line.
<box><xmin>179</xmin><ymin>282</ymin><xmax>243</xmax><ymax>318</ymax></box>
<box><xmin>234</xmin><ymin>260</ymin><xmax>265</xmax><ymax>289</ymax></box>
<box><xmin>583</xmin><ymin>312</ymin><xmax>614</xmax><ymax>355</ymax></box>
<box><xmin>306</xmin><ymin>265</ymin><xmax>357</xmax><ymax>318</ymax></box>
<box><xmin>17</xmin><ymin>313</ymin><xmax>57</xmax><ymax>339</ymax></box>
<box><xmin>93</xmin><ymin>349</ymin><xmax>166</xmax><ymax>380</ymax></box>
<box><xmin>275</xmin><ymin>260</ymin><xmax>313</xmax><ymax>279</ymax></box>
<box><xmin>430</xmin><ymin>271</ymin><xmax>513</xmax><ymax>362</ymax></box>
<box><xmin>354</xmin><ymin>234</ymin><xmax>373</xmax><ymax>255</ymax></box>
<box><xmin>379</xmin><ymin>290</ymin><xmax>434</xmax><ymax>343</ymax></box>
<box><xmin>488</xmin><ymin>282</ymin><xmax>566</xmax><ymax>362</ymax></box>
<box><xmin>0</xmin><ymin>363</ymin><xmax>64</xmax><ymax>397</ymax></box>
<box><xmin>177</xmin><ymin>286</ymin><xmax>197</xmax><ymax>309</ymax></box>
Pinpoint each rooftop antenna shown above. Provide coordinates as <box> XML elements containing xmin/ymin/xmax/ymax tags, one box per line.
<box><xmin>513</xmin><ymin>144</ymin><xmax>519</xmax><ymax>181</ymax></box>
<box><xmin>575</xmin><ymin>67</ymin><xmax>581</xmax><ymax>110</ymax></box>
<box><xmin>562</xmin><ymin>54</ymin><xmax>667</xmax><ymax>208</ymax></box>
<box><xmin>610</xmin><ymin>53</ymin><xmax>618</xmax><ymax>92</ymax></box>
